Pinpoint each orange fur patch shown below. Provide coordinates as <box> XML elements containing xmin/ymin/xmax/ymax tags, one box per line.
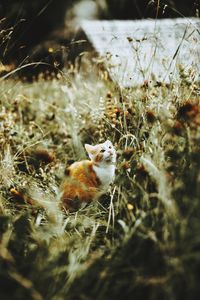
<box><xmin>61</xmin><ymin>160</ymin><xmax>101</xmax><ymax>211</ymax></box>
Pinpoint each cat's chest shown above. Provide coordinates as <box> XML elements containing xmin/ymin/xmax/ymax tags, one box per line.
<box><xmin>93</xmin><ymin>164</ymin><xmax>115</xmax><ymax>187</ymax></box>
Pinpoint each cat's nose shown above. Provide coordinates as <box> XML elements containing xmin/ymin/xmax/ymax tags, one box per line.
<box><xmin>109</xmin><ymin>150</ymin><xmax>113</xmax><ymax>155</ymax></box>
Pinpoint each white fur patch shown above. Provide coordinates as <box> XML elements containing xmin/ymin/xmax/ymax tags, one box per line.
<box><xmin>93</xmin><ymin>164</ymin><xmax>115</xmax><ymax>188</ymax></box>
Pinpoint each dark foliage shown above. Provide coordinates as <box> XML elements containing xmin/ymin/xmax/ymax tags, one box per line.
<box><xmin>105</xmin><ymin>0</ymin><xmax>199</xmax><ymax>19</ymax></box>
<box><xmin>0</xmin><ymin>0</ymin><xmax>75</xmax><ymax>73</ymax></box>
<box><xmin>0</xmin><ymin>0</ymin><xmax>71</xmax><ymax>50</ymax></box>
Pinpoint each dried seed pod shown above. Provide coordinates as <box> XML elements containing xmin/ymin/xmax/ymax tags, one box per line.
<box><xmin>10</xmin><ymin>188</ymin><xmax>34</xmax><ymax>205</ymax></box>
<box><xmin>31</xmin><ymin>148</ymin><xmax>55</xmax><ymax>164</ymax></box>
<box><xmin>135</xmin><ymin>164</ymin><xmax>149</xmax><ymax>181</ymax></box>
<box><xmin>172</xmin><ymin>121</ymin><xmax>184</xmax><ymax>135</ymax></box>
<box><xmin>177</xmin><ymin>100</ymin><xmax>200</xmax><ymax>121</ymax></box>
<box><xmin>10</xmin><ymin>188</ymin><xmax>25</xmax><ymax>203</ymax></box>
<box><xmin>121</xmin><ymin>161</ymin><xmax>131</xmax><ymax>170</ymax></box>
<box><xmin>122</xmin><ymin>148</ymin><xmax>135</xmax><ymax>160</ymax></box>
<box><xmin>106</xmin><ymin>91</ymin><xmax>113</xmax><ymax>98</ymax></box>
<box><xmin>146</xmin><ymin>110</ymin><xmax>157</xmax><ymax>123</ymax></box>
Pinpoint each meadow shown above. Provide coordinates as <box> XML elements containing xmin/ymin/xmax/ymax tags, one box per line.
<box><xmin>0</xmin><ymin>55</ymin><xmax>200</xmax><ymax>300</ymax></box>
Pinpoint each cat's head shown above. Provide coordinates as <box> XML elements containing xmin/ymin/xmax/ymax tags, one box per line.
<box><xmin>85</xmin><ymin>140</ymin><xmax>116</xmax><ymax>165</ymax></box>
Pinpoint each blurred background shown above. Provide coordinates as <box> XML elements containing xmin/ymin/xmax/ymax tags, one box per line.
<box><xmin>0</xmin><ymin>0</ymin><xmax>199</xmax><ymax>75</ymax></box>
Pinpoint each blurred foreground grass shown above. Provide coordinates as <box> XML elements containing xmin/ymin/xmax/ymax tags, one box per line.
<box><xmin>0</xmin><ymin>60</ymin><xmax>200</xmax><ymax>300</ymax></box>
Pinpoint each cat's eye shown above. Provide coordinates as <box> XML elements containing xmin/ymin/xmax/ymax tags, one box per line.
<box><xmin>100</xmin><ymin>149</ymin><xmax>105</xmax><ymax>153</ymax></box>
<box><xmin>109</xmin><ymin>146</ymin><xmax>112</xmax><ymax>149</ymax></box>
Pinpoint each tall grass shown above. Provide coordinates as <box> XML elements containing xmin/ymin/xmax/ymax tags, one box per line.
<box><xmin>0</xmin><ymin>40</ymin><xmax>200</xmax><ymax>300</ymax></box>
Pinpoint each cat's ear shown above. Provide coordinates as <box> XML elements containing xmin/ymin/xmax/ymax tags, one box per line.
<box><xmin>85</xmin><ymin>144</ymin><xmax>97</xmax><ymax>159</ymax></box>
<box><xmin>105</xmin><ymin>140</ymin><xmax>112</xmax><ymax>146</ymax></box>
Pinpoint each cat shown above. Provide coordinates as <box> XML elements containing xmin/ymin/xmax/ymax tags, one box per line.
<box><xmin>60</xmin><ymin>140</ymin><xmax>116</xmax><ymax>211</ymax></box>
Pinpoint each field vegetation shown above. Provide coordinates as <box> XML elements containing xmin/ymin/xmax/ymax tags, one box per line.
<box><xmin>0</xmin><ymin>29</ymin><xmax>200</xmax><ymax>300</ymax></box>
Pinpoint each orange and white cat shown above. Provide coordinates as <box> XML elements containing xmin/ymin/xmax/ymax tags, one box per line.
<box><xmin>61</xmin><ymin>140</ymin><xmax>116</xmax><ymax>211</ymax></box>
